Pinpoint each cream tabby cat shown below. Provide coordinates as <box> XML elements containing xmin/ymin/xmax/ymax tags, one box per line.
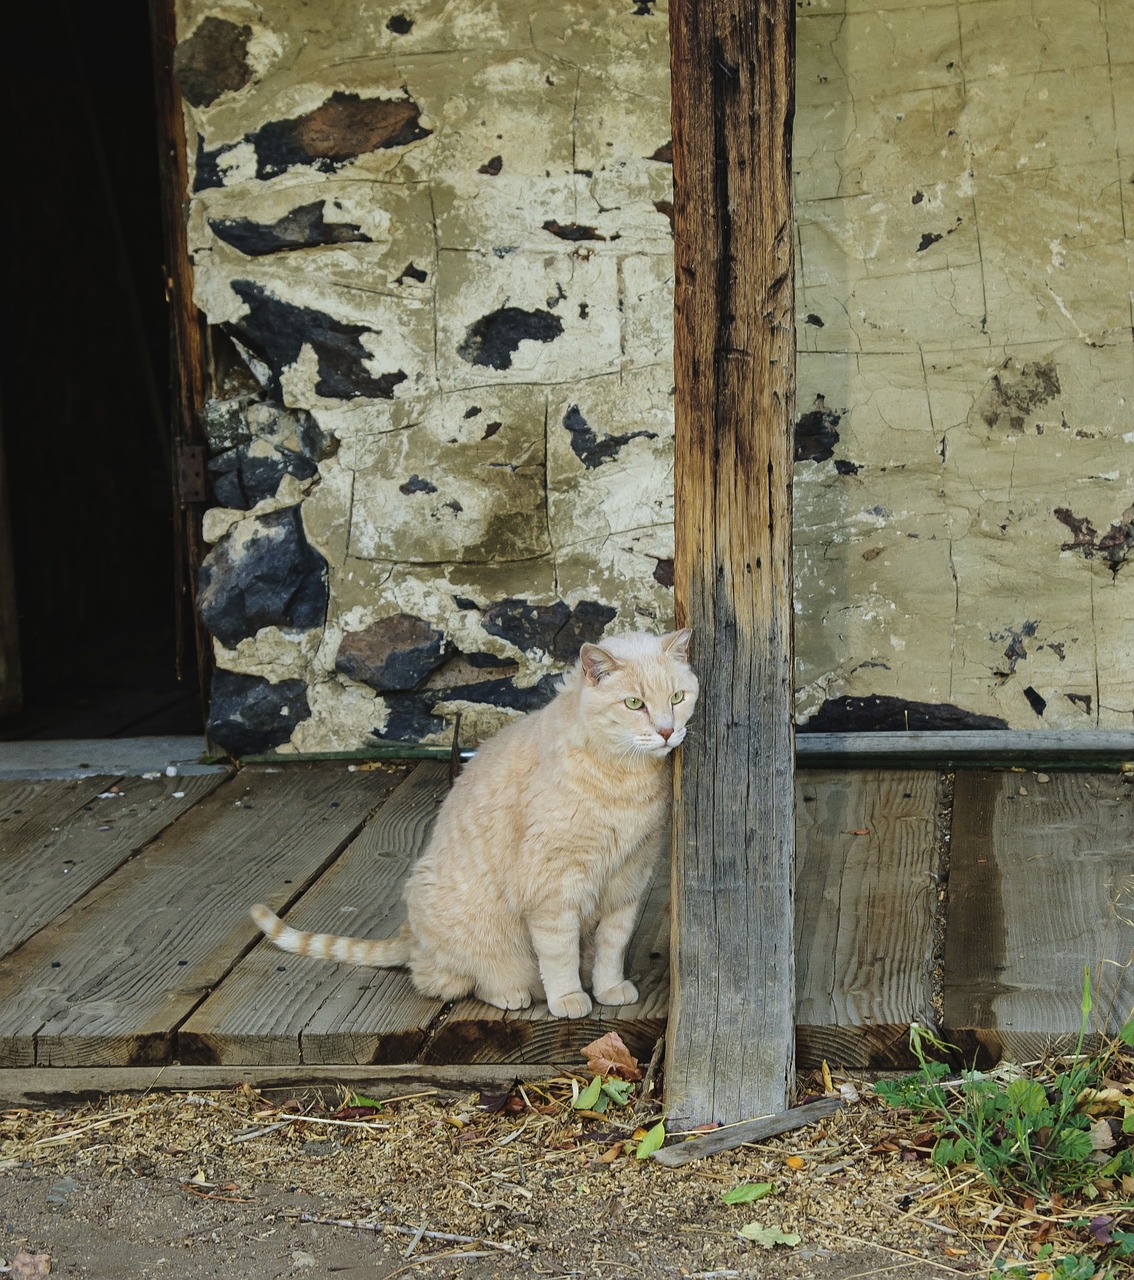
<box><xmin>251</xmin><ymin>628</ymin><xmax>698</xmax><ymax>1018</ymax></box>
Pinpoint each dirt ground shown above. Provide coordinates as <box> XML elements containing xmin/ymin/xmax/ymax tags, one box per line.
<box><xmin>0</xmin><ymin>1063</ymin><xmax>1123</xmax><ymax>1280</ymax></box>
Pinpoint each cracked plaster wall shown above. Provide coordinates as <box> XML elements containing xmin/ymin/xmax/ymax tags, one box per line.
<box><xmin>178</xmin><ymin>0</ymin><xmax>1132</xmax><ymax>754</ymax></box>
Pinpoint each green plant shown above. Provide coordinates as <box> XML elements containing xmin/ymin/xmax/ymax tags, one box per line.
<box><xmin>875</xmin><ymin>979</ymin><xmax>1134</xmax><ymax>1200</ymax></box>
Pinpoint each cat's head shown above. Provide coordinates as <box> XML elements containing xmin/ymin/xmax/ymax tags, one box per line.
<box><xmin>573</xmin><ymin>629</ymin><xmax>699</xmax><ymax>761</ymax></box>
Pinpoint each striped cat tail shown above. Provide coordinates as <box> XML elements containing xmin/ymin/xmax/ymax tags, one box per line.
<box><xmin>250</xmin><ymin>904</ymin><xmax>412</xmax><ymax>967</ymax></box>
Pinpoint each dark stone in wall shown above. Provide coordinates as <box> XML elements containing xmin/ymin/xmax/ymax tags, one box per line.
<box><xmin>336</xmin><ymin>615</ymin><xmax>448</xmax><ymax>692</ymax></box>
<box><xmin>206</xmin><ymin>405</ymin><xmax>326</xmax><ymax>508</ymax></box>
<box><xmin>794</xmin><ymin>395</ymin><xmax>841</xmax><ymax>463</ymax></box>
<box><xmin>197</xmin><ymin>506</ymin><xmax>329</xmax><ymax>648</ymax></box>
<box><xmin>562</xmin><ymin>405</ymin><xmax>658</xmax><ymax>468</ymax></box>
<box><xmin>209</xmin><ymin>202</ymin><xmax>371</xmax><ymax>256</ymax></box>
<box><xmin>457</xmin><ymin>307</ymin><xmax>563</xmax><ymax>370</ymax></box>
<box><xmin>543</xmin><ymin>221</ymin><xmax>606</xmax><ymax>242</ymax></box>
<box><xmin>207</xmin><ymin>670</ymin><xmax>311</xmax><ymax>756</ymax></box>
<box><xmin>174</xmin><ymin>17</ymin><xmax>253</xmax><ymax>108</ymax></box>
<box><xmin>193</xmin><ymin>92</ymin><xmax>430</xmax><ymax>189</ymax></box>
<box><xmin>194</xmin><ymin>136</ymin><xmax>226</xmax><ymax>191</ymax></box>
<box><xmin>254</xmin><ymin>91</ymin><xmax>431</xmax><ymax>178</ymax></box>
<box><xmin>374</xmin><ymin>673</ymin><xmax>562</xmax><ymax>744</ymax></box>
<box><xmin>799</xmin><ymin>695</ymin><xmax>1009</xmax><ymax>732</ymax></box>
<box><xmin>653</xmin><ymin>558</ymin><xmax>675</xmax><ymax>588</ymax></box>
<box><xmin>550</xmin><ymin>600</ymin><xmax>619</xmax><ymax>661</ymax></box>
<box><xmin>208</xmin><ymin>444</ymin><xmax>318</xmax><ymax>509</ymax></box>
<box><xmin>224</xmin><ymin>280</ymin><xmax>406</xmax><ymax>401</ymax></box>
<box><xmin>482</xmin><ymin>598</ymin><xmax>570</xmax><ymax>651</ymax></box>
<box><xmin>481</xmin><ymin>597</ymin><xmax>616</xmax><ymax>660</ymax></box>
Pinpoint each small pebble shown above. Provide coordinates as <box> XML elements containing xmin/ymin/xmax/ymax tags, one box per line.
<box><xmin>165</xmin><ymin>765</ymin><xmax>179</xmax><ymax>777</ymax></box>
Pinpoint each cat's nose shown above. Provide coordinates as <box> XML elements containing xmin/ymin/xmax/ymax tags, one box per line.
<box><xmin>658</xmin><ymin>726</ymin><xmax>673</xmax><ymax>741</ymax></box>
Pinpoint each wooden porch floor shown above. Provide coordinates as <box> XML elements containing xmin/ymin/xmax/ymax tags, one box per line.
<box><xmin>0</xmin><ymin>756</ymin><xmax>1131</xmax><ymax>1097</ymax></box>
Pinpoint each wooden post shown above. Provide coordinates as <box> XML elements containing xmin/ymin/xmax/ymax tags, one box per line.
<box><xmin>150</xmin><ymin>0</ymin><xmax>214</xmax><ymax>719</ymax></box>
<box><xmin>667</xmin><ymin>0</ymin><xmax>797</xmax><ymax>1123</ymax></box>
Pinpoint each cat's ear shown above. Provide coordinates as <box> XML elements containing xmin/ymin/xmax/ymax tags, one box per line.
<box><xmin>660</xmin><ymin>628</ymin><xmax>693</xmax><ymax>661</ymax></box>
<box><xmin>580</xmin><ymin>643</ymin><xmax>620</xmax><ymax>685</ymax></box>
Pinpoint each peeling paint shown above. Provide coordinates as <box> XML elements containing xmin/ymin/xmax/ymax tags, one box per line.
<box><xmin>182</xmin><ymin>0</ymin><xmax>1132</xmax><ymax>749</ymax></box>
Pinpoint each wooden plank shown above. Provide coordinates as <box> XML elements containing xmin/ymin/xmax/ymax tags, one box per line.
<box><xmin>0</xmin><ymin>764</ymin><xmax>404</xmax><ymax>1067</ymax></box>
<box><xmin>422</xmin><ymin>863</ymin><xmax>670</xmax><ymax>1069</ymax></box>
<box><xmin>944</xmin><ymin>771</ymin><xmax>1134</xmax><ymax>1062</ymax></box>
<box><xmin>0</xmin><ymin>778</ymin><xmax>75</xmax><ymax>824</ymax></box>
<box><xmin>798</xmin><ymin>731</ymin><xmax>1134</xmax><ymax>771</ymax></box>
<box><xmin>179</xmin><ymin>762</ymin><xmax>437</xmax><ymax>1067</ymax></box>
<box><xmin>0</xmin><ymin>1062</ymin><xmax>557</xmax><ymax>1107</ymax></box>
<box><xmin>667</xmin><ymin>0</ymin><xmax>798</xmax><ymax>1124</ymax></box>
<box><xmin>0</xmin><ymin>736</ymin><xmax>224</xmax><ymax>780</ymax></box>
<box><xmin>794</xmin><ymin>771</ymin><xmax>943</xmax><ymax>1069</ymax></box>
<box><xmin>0</xmin><ymin>774</ymin><xmax>225</xmax><ymax>961</ymax></box>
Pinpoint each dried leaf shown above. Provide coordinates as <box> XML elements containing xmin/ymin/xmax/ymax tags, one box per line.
<box><xmin>737</xmin><ymin>1222</ymin><xmax>801</xmax><ymax>1249</ymax></box>
<box><xmin>820</xmin><ymin>1060</ymin><xmax>834</xmax><ymax>1094</ymax></box>
<box><xmin>1088</xmin><ymin>1215</ymin><xmax>1114</xmax><ymax>1245</ymax></box>
<box><xmin>580</xmin><ymin>1031</ymin><xmax>642</xmax><ymax>1081</ymax></box>
<box><xmin>11</xmin><ymin>1252</ymin><xmax>52</xmax><ymax>1280</ymax></box>
<box><xmin>1089</xmin><ymin>1117</ymin><xmax>1115</xmax><ymax>1150</ymax></box>
<box><xmin>722</xmin><ymin>1181</ymin><xmax>775</xmax><ymax>1205</ymax></box>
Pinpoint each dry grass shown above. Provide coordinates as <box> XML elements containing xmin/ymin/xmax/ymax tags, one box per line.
<box><xmin>1</xmin><ymin>1050</ymin><xmax>1130</xmax><ymax>1278</ymax></box>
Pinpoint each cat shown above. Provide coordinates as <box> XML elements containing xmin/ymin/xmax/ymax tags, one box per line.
<box><xmin>251</xmin><ymin>628</ymin><xmax>698</xmax><ymax>1018</ymax></box>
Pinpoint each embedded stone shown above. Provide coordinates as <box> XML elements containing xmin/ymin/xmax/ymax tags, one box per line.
<box><xmin>374</xmin><ymin>673</ymin><xmax>561</xmax><ymax>743</ymax></box>
<box><xmin>207</xmin><ymin>670</ymin><xmax>310</xmax><ymax>756</ymax></box>
<box><xmin>254</xmin><ymin>91</ymin><xmax>431</xmax><ymax>179</ymax></box>
<box><xmin>561</xmin><ymin>405</ymin><xmax>657</xmax><ymax>469</ymax></box>
<box><xmin>174</xmin><ymin>17</ymin><xmax>252</xmax><ymax>108</ymax></box>
<box><xmin>335</xmin><ymin>615</ymin><xmax>448</xmax><ymax>692</ymax></box>
<box><xmin>799</xmin><ymin>696</ymin><xmax>1008</xmax><ymax>733</ymax></box>
<box><xmin>224</xmin><ymin>281</ymin><xmax>407</xmax><ymax>401</ymax></box>
<box><xmin>549</xmin><ymin>600</ymin><xmax>617</xmax><ymax>661</ymax></box>
<box><xmin>480</xmin><ymin>597</ymin><xmax>616</xmax><ymax>659</ymax></box>
<box><xmin>457</xmin><ymin>307</ymin><xmax>563</xmax><ymax>370</ymax></box>
<box><xmin>197</xmin><ymin>506</ymin><xmax>329</xmax><ymax>648</ymax></box>
<box><xmin>209</xmin><ymin>202</ymin><xmax>371</xmax><ymax>256</ymax></box>
<box><xmin>794</xmin><ymin>396</ymin><xmax>841</xmax><ymax>463</ymax></box>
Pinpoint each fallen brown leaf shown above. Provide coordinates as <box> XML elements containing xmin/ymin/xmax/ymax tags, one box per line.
<box><xmin>580</xmin><ymin>1031</ymin><xmax>642</xmax><ymax>1082</ymax></box>
<box><xmin>11</xmin><ymin>1251</ymin><xmax>51</xmax><ymax>1279</ymax></box>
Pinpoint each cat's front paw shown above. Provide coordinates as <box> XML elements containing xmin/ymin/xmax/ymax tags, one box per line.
<box><xmin>478</xmin><ymin>987</ymin><xmax>533</xmax><ymax>1011</ymax></box>
<box><xmin>548</xmin><ymin>990</ymin><xmax>593</xmax><ymax>1019</ymax></box>
<box><xmin>593</xmin><ymin>979</ymin><xmax>639</xmax><ymax>1006</ymax></box>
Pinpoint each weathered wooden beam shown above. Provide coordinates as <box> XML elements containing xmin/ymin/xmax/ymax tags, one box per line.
<box><xmin>668</xmin><ymin>0</ymin><xmax>797</xmax><ymax>1124</ymax></box>
<box><xmin>149</xmin><ymin>0</ymin><xmax>213</xmax><ymax>721</ymax></box>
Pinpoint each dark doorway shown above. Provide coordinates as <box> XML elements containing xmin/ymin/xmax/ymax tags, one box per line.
<box><xmin>0</xmin><ymin>0</ymin><xmax>202</xmax><ymax>739</ymax></box>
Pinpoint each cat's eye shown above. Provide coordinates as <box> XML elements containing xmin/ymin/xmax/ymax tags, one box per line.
<box><xmin>671</xmin><ymin>691</ymin><xmax>685</xmax><ymax>705</ymax></box>
<box><xmin>624</xmin><ymin>696</ymin><xmax>644</xmax><ymax>710</ymax></box>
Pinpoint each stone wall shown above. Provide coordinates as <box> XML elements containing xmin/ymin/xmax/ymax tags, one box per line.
<box><xmin>176</xmin><ymin>0</ymin><xmax>1133</xmax><ymax>755</ymax></box>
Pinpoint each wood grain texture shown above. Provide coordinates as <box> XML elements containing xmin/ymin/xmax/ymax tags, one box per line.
<box><xmin>668</xmin><ymin>0</ymin><xmax>798</xmax><ymax>1123</ymax></box>
<box><xmin>0</xmin><ymin>1062</ymin><xmax>559</xmax><ymax>1107</ymax></box>
<box><xmin>422</xmin><ymin>863</ymin><xmax>670</xmax><ymax>1068</ymax></box>
<box><xmin>944</xmin><ymin>771</ymin><xmax>1134</xmax><ymax>1061</ymax></box>
<box><xmin>0</xmin><ymin>774</ymin><xmax>225</xmax><ymax>961</ymax></box>
<box><xmin>150</xmin><ymin>0</ymin><xmax>212</xmax><ymax>708</ymax></box>
<box><xmin>0</xmin><ymin>766</ymin><xmax>398</xmax><ymax>1067</ymax></box>
<box><xmin>794</xmin><ymin>771</ymin><xmax>942</xmax><ymax>1067</ymax></box>
<box><xmin>179</xmin><ymin>762</ymin><xmax>441</xmax><ymax>1067</ymax></box>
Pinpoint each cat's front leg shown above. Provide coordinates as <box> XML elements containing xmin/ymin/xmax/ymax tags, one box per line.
<box><xmin>528</xmin><ymin>913</ymin><xmax>592</xmax><ymax>1019</ymax></box>
<box><xmin>591</xmin><ymin>898</ymin><xmax>641</xmax><ymax>1006</ymax></box>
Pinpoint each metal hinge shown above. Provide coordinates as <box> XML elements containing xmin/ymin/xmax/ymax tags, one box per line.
<box><xmin>176</xmin><ymin>444</ymin><xmax>208</xmax><ymax>505</ymax></box>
